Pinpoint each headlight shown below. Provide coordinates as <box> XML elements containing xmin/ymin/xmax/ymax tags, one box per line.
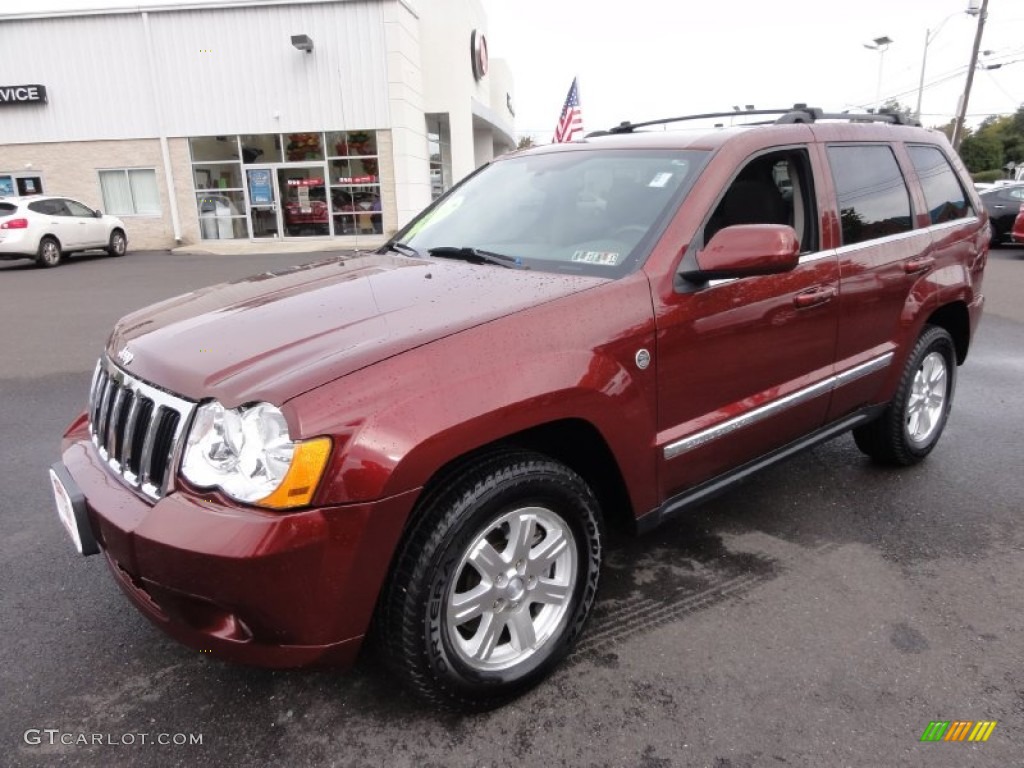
<box><xmin>181</xmin><ymin>401</ymin><xmax>331</xmax><ymax>509</ymax></box>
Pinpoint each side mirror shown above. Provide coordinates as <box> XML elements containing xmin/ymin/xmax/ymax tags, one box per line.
<box><xmin>94</xmin><ymin>209</ymin><xmax>103</xmax><ymax>218</ymax></box>
<box><xmin>684</xmin><ymin>224</ymin><xmax>800</xmax><ymax>281</ymax></box>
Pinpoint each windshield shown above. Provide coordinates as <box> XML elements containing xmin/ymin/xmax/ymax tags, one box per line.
<box><xmin>394</xmin><ymin>148</ymin><xmax>708</xmax><ymax>277</ymax></box>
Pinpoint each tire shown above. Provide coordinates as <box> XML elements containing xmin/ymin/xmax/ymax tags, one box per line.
<box><xmin>106</xmin><ymin>229</ymin><xmax>127</xmax><ymax>257</ymax></box>
<box><xmin>378</xmin><ymin>449</ymin><xmax>603</xmax><ymax>711</ymax></box>
<box><xmin>35</xmin><ymin>237</ymin><xmax>62</xmax><ymax>268</ymax></box>
<box><xmin>853</xmin><ymin>325</ymin><xmax>957</xmax><ymax>466</ymax></box>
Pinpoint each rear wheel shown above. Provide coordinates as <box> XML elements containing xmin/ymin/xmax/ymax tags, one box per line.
<box><xmin>378</xmin><ymin>450</ymin><xmax>603</xmax><ymax>711</ymax></box>
<box><xmin>106</xmin><ymin>229</ymin><xmax>127</xmax><ymax>257</ymax></box>
<box><xmin>853</xmin><ymin>325</ymin><xmax>956</xmax><ymax>466</ymax></box>
<box><xmin>36</xmin><ymin>237</ymin><xmax>62</xmax><ymax>268</ymax></box>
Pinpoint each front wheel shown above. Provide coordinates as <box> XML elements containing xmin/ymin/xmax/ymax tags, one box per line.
<box><xmin>106</xmin><ymin>229</ymin><xmax>127</xmax><ymax>257</ymax></box>
<box><xmin>378</xmin><ymin>450</ymin><xmax>603</xmax><ymax>711</ymax></box>
<box><xmin>853</xmin><ymin>325</ymin><xmax>957</xmax><ymax>466</ymax></box>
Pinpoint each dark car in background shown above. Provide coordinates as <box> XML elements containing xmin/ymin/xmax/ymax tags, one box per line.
<box><xmin>979</xmin><ymin>183</ymin><xmax>1024</xmax><ymax>244</ymax></box>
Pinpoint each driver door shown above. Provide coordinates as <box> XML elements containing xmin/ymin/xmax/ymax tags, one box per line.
<box><xmin>651</xmin><ymin>146</ymin><xmax>840</xmax><ymax>499</ymax></box>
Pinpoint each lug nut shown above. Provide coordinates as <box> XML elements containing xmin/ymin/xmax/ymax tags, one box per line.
<box><xmin>496</xmin><ymin>574</ymin><xmax>507</xmax><ymax>587</ymax></box>
<box><xmin>516</xmin><ymin>559</ymin><xmax>526</xmax><ymax>574</ymax></box>
<box><xmin>493</xmin><ymin>598</ymin><xmax>505</xmax><ymax>612</ymax></box>
<box><xmin>527</xmin><ymin>575</ymin><xmax>537</xmax><ymax>590</ymax></box>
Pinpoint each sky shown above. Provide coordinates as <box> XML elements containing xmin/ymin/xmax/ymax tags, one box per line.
<box><xmin>2</xmin><ymin>0</ymin><xmax>1022</xmax><ymax>142</ymax></box>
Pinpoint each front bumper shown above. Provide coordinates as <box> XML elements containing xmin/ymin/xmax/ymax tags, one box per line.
<box><xmin>59</xmin><ymin>413</ymin><xmax>418</xmax><ymax>668</ymax></box>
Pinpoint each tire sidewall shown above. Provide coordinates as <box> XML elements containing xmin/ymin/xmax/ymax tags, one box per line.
<box><xmin>109</xmin><ymin>230</ymin><xmax>127</xmax><ymax>256</ymax></box>
<box><xmin>422</xmin><ymin>468</ymin><xmax>601</xmax><ymax>701</ymax></box>
<box><xmin>37</xmin><ymin>237</ymin><xmax>61</xmax><ymax>268</ymax></box>
<box><xmin>898</xmin><ymin>328</ymin><xmax>956</xmax><ymax>459</ymax></box>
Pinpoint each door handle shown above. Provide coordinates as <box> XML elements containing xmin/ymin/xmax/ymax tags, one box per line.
<box><xmin>992</xmin><ymin>204</ymin><xmax>1006</xmax><ymax>209</ymax></box>
<box><xmin>904</xmin><ymin>256</ymin><xmax>935</xmax><ymax>275</ymax></box>
<box><xmin>793</xmin><ymin>285</ymin><xmax>836</xmax><ymax>308</ymax></box>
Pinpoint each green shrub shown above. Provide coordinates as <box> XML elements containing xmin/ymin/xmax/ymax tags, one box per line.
<box><xmin>971</xmin><ymin>169</ymin><xmax>1006</xmax><ymax>183</ymax></box>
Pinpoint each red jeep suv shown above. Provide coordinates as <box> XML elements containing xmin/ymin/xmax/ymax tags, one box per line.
<box><xmin>51</xmin><ymin>106</ymin><xmax>987</xmax><ymax>711</ymax></box>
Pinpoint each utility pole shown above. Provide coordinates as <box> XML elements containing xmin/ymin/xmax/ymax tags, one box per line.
<box><xmin>952</xmin><ymin>0</ymin><xmax>989</xmax><ymax>150</ymax></box>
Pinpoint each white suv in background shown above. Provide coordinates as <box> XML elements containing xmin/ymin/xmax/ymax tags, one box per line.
<box><xmin>0</xmin><ymin>195</ymin><xmax>127</xmax><ymax>268</ymax></box>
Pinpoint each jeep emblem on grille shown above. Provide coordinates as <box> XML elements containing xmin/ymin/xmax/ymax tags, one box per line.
<box><xmin>117</xmin><ymin>347</ymin><xmax>134</xmax><ymax>366</ymax></box>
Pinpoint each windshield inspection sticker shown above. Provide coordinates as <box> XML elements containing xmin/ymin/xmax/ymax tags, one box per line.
<box><xmin>648</xmin><ymin>172</ymin><xmax>673</xmax><ymax>188</ymax></box>
<box><xmin>572</xmin><ymin>250</ymin><xmax>620</xmax><ymax>265</ymax></box>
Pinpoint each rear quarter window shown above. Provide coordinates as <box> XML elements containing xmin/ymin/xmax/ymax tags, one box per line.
<box><xmin>907</xmin><ymin>145</ymin><xmax>972</xmax><ymax>224</ymax></box>
<box><xmin>28</xmin><ymin>200</ymin><xmax>55</xmax><ymax>215</ymax></box>
<box><xmin>827</xmin><ymin>145</ymin><xmax>913</xmax><ymax>246</ymax></box>
<box><xmin>0</xmin><ymin>203</ymin><xmax>17</xmax><ymax>217</ymax></box>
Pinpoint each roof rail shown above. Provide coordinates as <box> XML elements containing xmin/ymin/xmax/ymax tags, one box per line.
<box><xmin>589</xmin><ymin>104</ymin><xmax>920</xmax><ymax>136</ymax></box>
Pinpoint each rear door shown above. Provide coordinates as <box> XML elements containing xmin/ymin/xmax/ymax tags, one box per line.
<box><xmin>28</xmin><ymin>199</ymin><xmax>80</xmax><ymax>248</ymax></box>
<box><xmin>822</xmin><ymin>143</ymin><xmax>934</xmax><ymax>420</ymax></box>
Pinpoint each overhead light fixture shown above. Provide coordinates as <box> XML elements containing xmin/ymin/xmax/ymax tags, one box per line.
<box><xmin>291</xmin><ymin>34</ymin><xmax>314</xmax><ymax>53</ymax></box>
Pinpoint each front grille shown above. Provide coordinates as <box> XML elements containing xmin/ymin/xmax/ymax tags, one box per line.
<box><xmin>88</xmin><ymin>358</ymin><xmax>196</xmax><ymax>500</ymax></box>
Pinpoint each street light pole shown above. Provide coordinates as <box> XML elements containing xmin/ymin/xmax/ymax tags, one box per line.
<box><xmin>914</xmin><ymin>5</ymin><xmax>981</xmax><ymax>122</ymax></box>
<box><xmin>864</xmin><ymin>36</ymin><xmax>893</xmax><ymax>111</ymax></box>
<box><xmin>952</xmin><ymin>0</ymin><xmax>989</xmax><ymax>150</ymax></box>
<box><xmin>915</xmin><ymin>28</ymin><xmax>931</xmax><ymax>120</ymax></box>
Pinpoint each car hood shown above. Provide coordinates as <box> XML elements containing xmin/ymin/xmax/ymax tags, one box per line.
<box><xmin>107</xmin><ymin>253</ymin><xmax>603</xmax><ymax>406</ymax></box>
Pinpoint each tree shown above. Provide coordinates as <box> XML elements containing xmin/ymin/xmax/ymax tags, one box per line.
<box><xmin>516</xmin><ymin>135</ymin><xmax>535</xmax><ymax>150</ymax></box>
<box><xmin>958</xmin><ymin>133</ymin><xmax>1003</xmax><ymax>173</ymax></box>
<box><xmin>880</xmin><ymin>99</ymin><xmax>914</xmax><ymax>122</ymax></box>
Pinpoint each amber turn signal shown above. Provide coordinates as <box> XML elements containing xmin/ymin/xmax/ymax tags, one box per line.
<box><xmin>257</xmin><ymin>437</ymin><xmax>332</xmax><ymax>509</ymax></box>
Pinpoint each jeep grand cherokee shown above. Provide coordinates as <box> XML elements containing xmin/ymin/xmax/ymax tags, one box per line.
<box><xmin>51</xmin><ymin>106</ymin><xmax>988</xmax><ymax>711</ymax></box>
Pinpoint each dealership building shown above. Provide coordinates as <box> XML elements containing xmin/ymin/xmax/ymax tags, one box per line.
<box><xmin>0</xmin><ymin>0</ymin><xmax>516</xmax><ymax>249</ymax></box>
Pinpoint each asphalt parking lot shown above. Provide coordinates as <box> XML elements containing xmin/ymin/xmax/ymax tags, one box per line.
<box><xmin>1</xmin><ymin>246</ymin><xmax>1022</xmax><ymax>768</ymax></box>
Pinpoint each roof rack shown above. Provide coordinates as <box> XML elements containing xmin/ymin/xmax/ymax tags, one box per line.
<box><xmin>589</xmin><ymin>104</ymin><xmax>920</xmax><ymax>136</ymax></box>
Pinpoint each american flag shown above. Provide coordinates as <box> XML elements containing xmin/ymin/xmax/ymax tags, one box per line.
<box><xmin>553</xmin><ymin>77</ymin><xmax>583</xmax><ymax>143</ymax></box>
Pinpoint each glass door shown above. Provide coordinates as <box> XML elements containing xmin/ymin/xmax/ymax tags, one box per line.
<box><xmin>277</xmin><ymin>167</ymin><xmax>329</xmax><ymax>237</ymax></box>
<box><xmin>246</xmin><ymin>167</ymin><xmax>280</xmax><ymax>239</ymax></box>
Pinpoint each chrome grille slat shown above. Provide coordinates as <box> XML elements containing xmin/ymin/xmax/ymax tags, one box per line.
<box><xmin>120</xmin><ymin>394</ymin><xmax>143</xmax><ymax>477</ymax></box>
<box><xmin>113</xmin><ymin>390</ymin><xmax>137</xmax><ymax>465</ymax></box>
<box><xmin>95</xmin><ymin>376</ymin><xmax>114</xmax><ymax>449</ymax></box>
<box><xmin>105</xmin><ymin>387</ymin><xmax>126</xmax><ymax>454</ymax></box>
<box><xmin>137</xmin><ymin>405</ymin><xmax>163</xmax><ymax>487</ymax></box>
<box><xmin>87</xmin><ymin>357</ymin><xmax>195</xmax><ymax>501</ymax></box>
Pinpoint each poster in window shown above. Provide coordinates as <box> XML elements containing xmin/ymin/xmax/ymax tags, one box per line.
<box><xmin>247</xmin><ymin>169</ymin><xmax>273</xmax><ymax>205</ymax></box>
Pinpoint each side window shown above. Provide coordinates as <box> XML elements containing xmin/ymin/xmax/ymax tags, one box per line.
<box><xmin>28</xmin><ymin>200</ymin><xmax>56</xmax><ymax>215</ymax></box>
<box><xmin>827</xmin><ymin>145</ymin><xmax>912</xmax><ymax>246</ymax></box>
<box><xmin>1007</xmin><ymin>187</ymin><xmax>1024</xmax><ymax>202</ymax></box>
<box><xmin>704</xmin><ymin>148</ymin><xmax>818</xmax><ymax>253</ymax></box>
<box><xmin>907</xmin><ymin>145</ymin><xmax>971</xmax><ymax>224</ymax></box>
<box><xmin>64</xmin><ymin>199</ymin><xmax>96</xmax><ymax>218</ymax></box>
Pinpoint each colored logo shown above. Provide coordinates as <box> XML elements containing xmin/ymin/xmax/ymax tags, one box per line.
<box><xmin>920</xmin><ymin>721</ymin><xmax>997</xmax><ymax>742</ymax></box>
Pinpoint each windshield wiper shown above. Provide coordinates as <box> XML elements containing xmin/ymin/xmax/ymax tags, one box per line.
<box><xmin>380</xmin><ymin>241</ymin><xmax>422</xmax><ymax>258</ymax></box>
<box><xmin>427</xmin><ymin>246</ymin><xmax>522</xmax><ymax>269</ymax></box>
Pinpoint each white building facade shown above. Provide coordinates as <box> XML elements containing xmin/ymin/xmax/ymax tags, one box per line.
<box><xmin>0</xmin><ymin>0</ymin><xmax>515</xmax><ymax>249</ymax></box>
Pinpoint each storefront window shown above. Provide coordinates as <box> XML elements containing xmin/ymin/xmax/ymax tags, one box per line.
<box><xmin>196</xmin><ymin>191</ymin><xmax>248</xmax><ymax>239</ymax></box>
<box><xmin>326</xmin><ymin>131</ymin><xmax>378</xmax><ymax>158</ymax></box>
<box><xmin>240</xmin><ymin>134</ymin><xmax>282</xmax><ymax>164</ymax></box>
<box><xmin>426</xmin><ymin>115</ymin><xmax>452</xmax><ymax>200</ymax></box>
<box><xmin>188</xmin><ymin>130</ymin><xmax>386</xmax><ymax>239</ymax></box>
<box><xmin>189</xmin><ymin>136</ymin><xmax>240</xmax><ymax>162</ymax></box>
<box><xmin>328</xmin><ymin>130</ymin><xmax>381</xmax><ymax>235</ymax></box>
<box><xmin>193</xmin><ymin>162</ymin><xmax>243</xmax><ymax>191</ymax></box>
<box><xmin>284</xmin><ymin>132</ymin><xmax>324</xmax><ymax>162</ymax></box>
